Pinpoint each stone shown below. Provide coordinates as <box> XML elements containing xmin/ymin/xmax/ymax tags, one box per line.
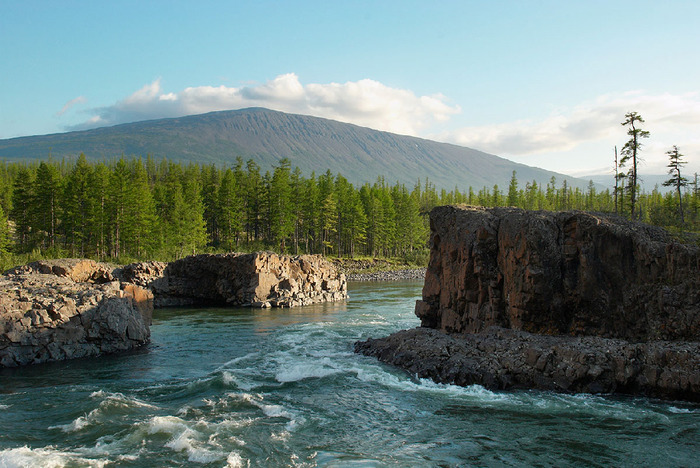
<box><xmin>0</xmin><ymin>260</ymin><xmax>152</xmax><ymax>368</ymax></box>
<box><xmin>356</xmin><ymin>206</ymin><xmax>700</xmax><ymax>401</ymax></box>
<box><xmin>117</xmin><ymin>252</ymin><xmax>347</xmax><ymax>308</ymax></box>
<box><xmin>419</xmin><ymin>206</ymin><xmax>699</xmax><ymax>341</ymax></box>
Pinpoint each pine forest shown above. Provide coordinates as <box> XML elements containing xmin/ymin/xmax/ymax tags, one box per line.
<box><xmin>0</xmin><ymin>153</ymin><xmax>698</xmax><ymax>270</ymax></box>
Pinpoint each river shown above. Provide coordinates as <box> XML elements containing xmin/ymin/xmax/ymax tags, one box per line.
<box><xmin>0</xmin><ymin>281</ymin><xmax>698</xmax><ymax>467</ymax></box>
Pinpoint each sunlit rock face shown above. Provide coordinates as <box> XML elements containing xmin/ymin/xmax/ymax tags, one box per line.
<box><xmin>357</xmin><ymin>206</ymin><xmax>699</xmax><ymax>401</ymax></box>
<box><xmin>417</xmin><ymin>205</ymin><xmax>699</xmax><ymax>342</ymax></box>
<box><xmin>0</xmin><ymin>259</ymin><xmax>152</xmax><ymax>367</ymax></box>
<box><xmin>118</xmin><ymin>252</ymin><xmax>347</xmax><ymax>309</ymax></box>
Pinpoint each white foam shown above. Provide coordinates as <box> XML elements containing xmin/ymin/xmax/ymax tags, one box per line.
<box><xmin>0</xmin><ymin>404</ymin><xmax>10</xmax><ymax>410</ymax></box>
<box><xmin>146</xmin><ymin>415</ymin><xmax>190</xmax><ymax>436</ymax></box>
<box><xmin>89</xmin><ymin>390</ymin><xmax>158</xmax><ymax>409</ymax></box>
<box><xmin>49</xmin><ymin>412</ymin><xmax>93</xmax><ymax>433</ymax></box>
<box><xmin>668</xmin><ymin>406</ymin><xmax>696</xmax><ymax>414</ymax></box>
<box><xmin>275</xmin><ymin>362</ymin><xmax>341</xmax><ymax>383</ymax></box>
<box><xmin>258</xmin><ymin>403</ymin><xmax>292</xmax><ymax>419</ymax></box>
<box><xmin>226</xmin><ymin>451</ymin><xmax>250</xmax><ymax>468</ymax></box>
<box><xmin>0</xmin><ymin>446</ymin><xmax>107</xmax><ymax>468</ymax></box>
<box><xmin>219</xmin><ymin>352</ymin><xmax>260</xmax><ymax>368</ymax></box>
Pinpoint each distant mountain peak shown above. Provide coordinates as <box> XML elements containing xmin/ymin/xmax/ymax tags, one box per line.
<box><xmin>0</xmin><ymin>108</ymin><xmax>589</xmax><ymax>190</ymax></box>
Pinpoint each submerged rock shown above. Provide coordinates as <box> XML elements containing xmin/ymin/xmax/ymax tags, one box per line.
<box><xmin>0</xmin><ymin>259</ymin><xmax>152</xmax><ymax>367</ymax></box>
<box><xmin>357</xmin><ymin>206</ymin><xmax>700</xmax><ymax>401</ymax></box>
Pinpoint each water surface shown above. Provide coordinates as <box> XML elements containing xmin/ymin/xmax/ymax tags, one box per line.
<box><xmin>0</xmin><ymin>281</ymin><xmax>698</xmax><ymax>467</ymax></box>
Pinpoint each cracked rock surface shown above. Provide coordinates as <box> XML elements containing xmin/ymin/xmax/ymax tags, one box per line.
<box><xmin>0</xmin><ymin>259</ymin><xmax>152</xmax><ymax>367</ymax></box>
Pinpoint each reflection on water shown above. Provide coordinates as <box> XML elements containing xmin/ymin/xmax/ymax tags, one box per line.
<box><xmin>0</xmin><ymin>280</ymin><xmax>697</xmax><ymax>467</ymax></box>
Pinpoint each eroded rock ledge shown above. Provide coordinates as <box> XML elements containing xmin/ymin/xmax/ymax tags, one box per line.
<box><xmin>0</xmin><ymin>259</ymin><xmax>152</xmax><ymax>367</ymax></box>
<box><xmin>117</xmin><ymin>252</ymin><xmax>347</xmax><ymax>308</ymax></box>
<box><xmin>1</xmin><ymin>252</ymin><xmax>346</xmax><ymax>367</ymax></box>
<box><xmin>356</xmin><ymin>206</ymin><xmax>700</xmax><ymax>401</ymax></box>
<box><xmin>356</xmin><ymin>327</ymin><xmax>700</xmax><ymax>402</ymax></box>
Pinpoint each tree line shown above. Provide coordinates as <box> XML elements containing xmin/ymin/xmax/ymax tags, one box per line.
<box><xmin>0</xmin><ymin>144</ymin><xmax>697</xmax><ymax>266</ymax></box>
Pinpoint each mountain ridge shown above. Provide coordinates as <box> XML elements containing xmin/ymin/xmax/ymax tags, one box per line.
<box><xmin>0</xmin><ymin>107</ymin><xmax>590</xmax><ymax>190</ymax></box>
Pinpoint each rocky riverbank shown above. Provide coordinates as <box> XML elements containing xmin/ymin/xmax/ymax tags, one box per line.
<box><xmin>356</xmin><ymin>327</ymin><xmax>700</xmax><ymax>402</ymax></box>
<box><xmin>356</xmin><ymin>205</ymin><xmax>700</xmax><ymax>401</ymax></box>
<box><xmin>346</xmin><ymin>268</ymin><xmax>426</xmax><ymax>281</ymax></box>
<box><xmin>117</xmin><ymin>252</ymin><xmax>347</xmax><ymax>308</ymax></box>
<box><xmin>1</xmin><ymin>252</ymin><xmax>347</xmax><ymax>367</ymax></box>
<box><xmin>0</xmin><ymin>259</ymin><xmax>152</xmax><ymax>367</ymax></box>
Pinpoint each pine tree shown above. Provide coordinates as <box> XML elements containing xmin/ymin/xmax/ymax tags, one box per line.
<box><xmin>620</xmin><ymin>112</ymin><xmax>650</xmax><ymax>219</ymax></box>
<box><xmin>10</xmin><ymin>168</ymin><xmax>33</xmax><ymax>251</ymax></box>
<box><xmin>126</xmin><ymin>159</ymin><xmax>157</xmax><ymax>257</ymax></box>
<box><xmin>217</xmin><ymin>168</ymin><xmax>243</xmax><ymax>250</ymax></box>
<box><xmin>63</xmin><ymin>154</ymin><xmax>93</xmax><ymax>256</ymax></box>
<box><xmin>201</xmin><ymin>164</ymin><xmax>221</xmax><ymax>246</ymax></box>
<box><xmin>180</xmin><ymin>165</ymin><xmax>208</xmax><ymax>255</ymax></box>
<box><xmin>89</xmin><ymin>163</ymin><xmax>110</xmax><ymax>259</ymax></box>
<box><xmin>662</xmin><ymin>145</ymin><xmax>688</xmax><ymax>225</ymax></box>
<box><xmin>0</xmin><ymin>205</ymin><xmax>9</xmax><ymax>255</ymax></box>
<box><xmin>269</xmin><ymin>158</ymin><xmax>294</xmax><ymax>251</ymax></box>
<box><xmin>33</xmin><ymin>162</ymin><xmax>62</xmax><ymax>250</ymax></box>
<box><xmin>507</xmin><ymin>171</ymin><xmax>519</xmax><ymax>207</ymax></box>
<box><xmin>108</xmin><ymin>159</ymin><xmax>131</xmax><ymax>258</ymax></box>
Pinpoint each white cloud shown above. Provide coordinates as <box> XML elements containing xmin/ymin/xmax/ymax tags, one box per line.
<box><xmin>56</xmin><ymin>96</ymin><xmax>86</xmax><ymax>116</ymax></box>
<box><xmin>71</xmin><ymin>73</ymin><xmax>461</xmax><ymax>136</ymax></box>
<box><xmin>439</xmin><ymin>91</ymin><xmax>700</xmax><ymax>175</ymax></box>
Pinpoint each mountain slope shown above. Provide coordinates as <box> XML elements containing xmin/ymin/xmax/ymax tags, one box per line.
<box><xmin>0</xmin><ymin>107</ymin><xmax>587</xmax><ymax>190</ymax></box>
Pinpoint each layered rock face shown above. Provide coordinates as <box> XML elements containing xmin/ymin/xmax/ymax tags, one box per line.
<box><xmin>0</xmin><ymin>259</ymin><xmax>153</xmax><ymax>367</ymax></box>
<box><xmin>357</xmin><ymin>206</ymin><xmax>700</xmax><ymax>401</ymax></box>
<box><xmin>118</xmin><ymin>252</ymin><xmax>347</xmax><ymax>308</ymax></box>
<box><xmin>416</xmin><ymin>206</ymin><xmax>699</xmax><ymax>341</ymax></box>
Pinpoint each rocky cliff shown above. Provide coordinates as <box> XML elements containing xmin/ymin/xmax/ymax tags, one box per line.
<box><xmin>0</xmin><ymin>259</ymin><xmax>152</xmax><ymax>367</ymax></box>
<box><xmin>357</xmin><ymin>206</ymin><xmax>700</xmax><ymax>401</ymax></box>
<box><xmin>117</xmin><ymin>252</ymin><xmax>347</xmax><ymax>308</ymax></box>
<box><xmin>416</xmin><ymin>206</ymin><xmax>699</xmax><ymax>341</ymax></box>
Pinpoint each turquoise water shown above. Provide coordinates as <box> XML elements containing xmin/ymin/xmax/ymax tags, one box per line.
<box><xmin>0</xmin><ymin>281</ymin><xmax>698</xmax><ymax>467</ymax></box>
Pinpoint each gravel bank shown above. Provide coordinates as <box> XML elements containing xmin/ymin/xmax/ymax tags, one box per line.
<box><xmin>346</xmin><ymin>268</ymin><xmax>426</xmax><ymax>282</ymax></box>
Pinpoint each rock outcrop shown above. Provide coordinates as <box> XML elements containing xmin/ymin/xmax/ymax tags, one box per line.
<box><xmin>0</xmin><ymin>259</ymin><xmax>152</xmax><ymax>367</ymax></box>
<box><xmin>416</xmin><ymin>206</ymin><xmax>699</xmax><ymax>342</ymax></box>
<box><xmin>357</xmin><ymin>206</ymin><xmax>700</xmax><ymax>401</ymax></box>
<box><xmin>117</xmin><ymin>252</ymin><xmax>347</xmax><ymax>308</ymax></box>
<box><xmin>1</xmin><ymin>253</ymin><xmax>347</xmax><ymax>368</ymax></box>
<box><xmin>357</xmin><ymin>327</ymin><xmax>700</xmax><ymax>402</ymax></box>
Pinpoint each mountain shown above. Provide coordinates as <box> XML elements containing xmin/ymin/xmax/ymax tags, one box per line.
<box><xmin>0</xmin><ymin>107</ymin><xmax>589</xmax><ymax>190</ymax></box>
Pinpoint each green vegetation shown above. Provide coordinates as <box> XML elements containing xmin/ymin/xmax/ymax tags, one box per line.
<box><xmin>0</xmin><ymin>129</ymin><xmax>697</xmax><ymax>271</ymax></box>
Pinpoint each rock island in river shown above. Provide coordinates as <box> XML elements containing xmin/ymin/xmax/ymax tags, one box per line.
<box><xmin>356</xmin><ymin>205</ymin><xmax>700</xmax><ymax>401</ymax></box>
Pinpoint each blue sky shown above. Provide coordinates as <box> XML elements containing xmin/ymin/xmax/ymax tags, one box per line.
<box><xmin>2</xmin><ymin>0</ymin><xmax>700</xmax><ymax>177</ymax></box>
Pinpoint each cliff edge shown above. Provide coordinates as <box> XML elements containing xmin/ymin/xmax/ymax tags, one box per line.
<box><xmin>356</xmin><ymin>206</ymin><xmax>700</xmax><ymax>401</ymax></box>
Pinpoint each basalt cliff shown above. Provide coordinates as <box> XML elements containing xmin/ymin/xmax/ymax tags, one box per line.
<box><xmin>1</xmin><ymin>253</ymin><xmax>346</xmax><ymax>367</ymax></box>
<box><xmin>357</xmin><ymin>206</ymin><xmax>700</xmax><ymax>401</ymax></box>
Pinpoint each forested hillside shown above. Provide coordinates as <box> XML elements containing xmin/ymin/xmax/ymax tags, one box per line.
<box><xmin>0</xmin><ymin>155</ymin><xmax>697</xmax><ymax>270</ymax></box>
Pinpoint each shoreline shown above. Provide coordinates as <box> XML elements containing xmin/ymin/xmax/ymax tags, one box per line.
<box><xmin>345</xmin><ymin>268</ymin><xmax>426</xmax><ymax>282</ymax></box>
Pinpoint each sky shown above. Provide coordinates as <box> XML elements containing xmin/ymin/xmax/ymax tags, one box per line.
<box><xmin>2</xmin><ymin>0</ymin><xmax>700</xmax><ymax>179</ymax></box>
